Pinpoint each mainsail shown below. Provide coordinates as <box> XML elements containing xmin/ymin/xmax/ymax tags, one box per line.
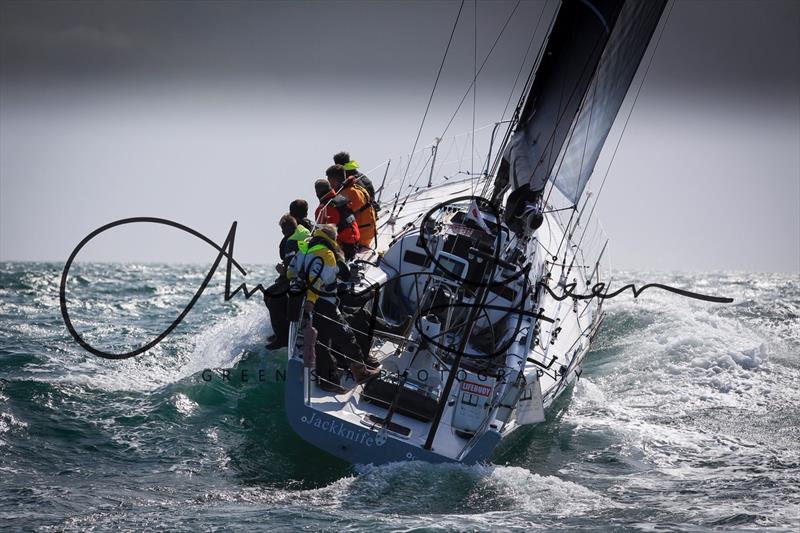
<box><xmin>504</xmin><ymin>0</ymin><xmax>666</xmax><ymax>205</ymax></box>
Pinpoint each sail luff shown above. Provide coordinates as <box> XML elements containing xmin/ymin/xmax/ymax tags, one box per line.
<box><xmin>549</xmin><ymin>0</ymin><xmax>668</xmax><ymax>203</ymax></box>
<box><xmin>506</xmin><ymin>0</ymin><xmax>626</xmax><ymax>194</ymax></box>
<box><xmin>502</xmin><ymin>0</ymin><xmax>667</xmax><ymax>208</ymax></box>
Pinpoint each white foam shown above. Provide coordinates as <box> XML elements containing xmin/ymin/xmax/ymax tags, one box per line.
<box><xmin>178</xmin><ymin>306</ymin><xmax>271</xmax><ymax>380</ymax></box>
<box><xmin>0</xmin><ymin>412</ymin><xmax>28</xmax><ymax>447</ymax></box>
<box><xmin>351</xmin><ymin>462</ymin><xmax>611</xmax><ymax>516</ymax></box>
<box><xmin>566</xmin><ymin>279</ymin><xmax>800</xmax><ymax>489</ymax></box>
<box><xmin>205</xmin><ymin>461</ymin><xmax>612</xmax><ymax>522</ymax></box>
<box><xmin>172</xmin><ymin>392</ymin><xmax>198</xmax><ymax>416</ymax></box>
<box><xmin>54</xmin><ymin>306</ymin><xmax>270</xmax><ymax>392</ymax></box>
<box><xmin>595</xmin><ymin>293</ymin><xmax>787</xmax><ymax>410</ymax></box>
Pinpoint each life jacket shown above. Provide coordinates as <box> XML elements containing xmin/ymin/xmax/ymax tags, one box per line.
<box><xmin>289</xmin><ymin>225</ymin><xmax>311</xmax><ymax>243</ymax></box>
<box><xmin>340</xmin><ymin>177</ymin><xmax>376</xmax><ymax>246</ymax></box>
<box><xmin>329</xmin><ymin>195</ymin><xmax>357</xmax><ymax>233</ymax></box>
<box><xmin>283</xmin><ymin>225</ymin><xmax>310</xmax><ymax>266</ymax></box>
<box><xmin>316</xmin><ymin>191</ymin><xmax>360</xmax><ymax>245</ymax></box>
<box><xmin>344</xmin><ymin>161</ymin><xmax>379</xmax><ymax>213</ymax></box>
<box><xmin>287</xmin><ymin>230</ymin><xmax>342</xmax><ymax>304</ymax></box>
<box><xmin>308</xmin><ymin>235</ymin><xmax>351</xmax><ymax>279</ymax></box>
<box><xmin>307</xmin><ymin>235</ymin><xmax>342</xmax><ymax>261</ymax></box>
<box><xmin>354</xmin><ymin>173</ymin><xmax>376</xmax><ymax>203</ymax></box>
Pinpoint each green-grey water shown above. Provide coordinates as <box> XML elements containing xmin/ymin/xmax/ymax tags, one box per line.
<box><xmin>1</xmin><ymin>262</ymin><xmax>798</xmax><ymax>530</ymax></box>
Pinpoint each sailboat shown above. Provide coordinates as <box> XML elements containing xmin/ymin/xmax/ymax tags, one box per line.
<box><xmin>284</xmin><ymin>0</ymin><xmax>667</xmax><ymax>465</ymax></box>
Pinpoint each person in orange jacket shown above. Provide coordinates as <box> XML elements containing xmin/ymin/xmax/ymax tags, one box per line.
<box><xmin>313</xmin><ymin>179</ymin><xmax>360</xmax><ymax>260</ymax></box>
<box><xmin>333</xmin><ymin>151</ymin><xmax>377</xmax><ymax>204</ymax></box>
<box><xmin>326</xmin><ymin>164</ymin><xmax>376</xmax><ymax>248</ymax></box>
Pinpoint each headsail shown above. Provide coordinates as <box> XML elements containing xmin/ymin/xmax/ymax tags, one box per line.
<box><xmin>503</xmin><ymin>0</ymin><xmax>666</xmax><ymax>205</ymax></box>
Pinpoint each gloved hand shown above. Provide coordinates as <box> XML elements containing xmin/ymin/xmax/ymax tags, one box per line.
<box><xmin>337</xmin><ymin>260</ymin><xmax>351</xmax><ymax>281</ymax></box>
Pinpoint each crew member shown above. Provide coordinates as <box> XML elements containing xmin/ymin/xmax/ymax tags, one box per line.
<box><xmin>289</xmin><ymin>198</ymin><xmax>313</xmax><ymax>231</ymax></box>
<box><xmin>326</xmin><ymin>164</ymin><xmax>376</xmax><ymax>249</ymax></box>
<box><xmin>313</xmin><ymin>179</ymin><xmax>360</xmax><ymax>260</ymax></box>
<box><xmin>333</xmin><ymin>151</ymin><xmax>377</xmax><ymax>203</ymax></box>
<box><xmin>287</xmin><ymin>224</ymin><xmax>379</xmax><ymax>392</ymax></box>
<box><xmin>265</xmin><ymin>214</ymin><xmax>310</xmax><ymax>349</ymax></box>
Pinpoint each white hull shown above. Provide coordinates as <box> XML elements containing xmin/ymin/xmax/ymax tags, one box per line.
<box><xmin>285</xmin><ymin>177</ymin><xmax>604</xmax><ymax>464</ymax></box>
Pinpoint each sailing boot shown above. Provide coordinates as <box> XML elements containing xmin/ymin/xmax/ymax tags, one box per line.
<box><xmin>266</xmin><ymin>335</ymin><xmax>288</xmax><ymax>350</ymax></box>
<box><xmin>363</xmin><ymin>354</ymin><xmax>382</xmax><ymax>372</ymax></box>
<box><xmin>350</xmin><ymin>362</ymin><xmax>380</xmax><ymax>385</ymax></box>
<box><xmin>318</xmin><ymin>370</ymin><xmax>345</xmax><ymax>394</ymax></box>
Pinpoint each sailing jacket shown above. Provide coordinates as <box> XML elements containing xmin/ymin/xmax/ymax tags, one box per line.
<box><xmin>350</xmin><ymin>171</ymin><xmax>376</xmax><ymax>202</ymax></box>
<box><xmin>279</xmin><ymin>225</ymin><xmax>311</xmax><ymax>267</ymax></box>
<box><xmin>338</xmin><ymin>177</ymin><xmax>376</xmax><ymax>247</ymax></box>
<box><xmin>315</xmin><ymin>191</ymin><xmax>360</xmax><ymax>246</ymax></box>
<box><xmin>286</xmin><ymin>230</ymin><xmax>342</xmax><ymax>304</ymax></box>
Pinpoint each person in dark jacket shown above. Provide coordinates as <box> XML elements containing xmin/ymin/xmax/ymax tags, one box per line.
<box><xmin>289</xmin><ymin>198</ymin><xmax>313</xmax><ymax>231</ymax></box>
<box><xmin>265</xmin><ymin>214</ymin><xmax>310</xmax><ymax>350</ymax></box>
<box><xmin>333</xmin><ymin>151</ymin><xmax>377</xmax><ymax>206</ymax></box>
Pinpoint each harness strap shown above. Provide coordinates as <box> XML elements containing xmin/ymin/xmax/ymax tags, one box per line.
<box><xmin>330</xmin><ymin>195</ymin><xmax>356</xmax><ymax>231</ymax></box>
<box><xmin>353</xmin><ymin>204</ymin><xmax>374</xmax><ymax>215</ymax></box>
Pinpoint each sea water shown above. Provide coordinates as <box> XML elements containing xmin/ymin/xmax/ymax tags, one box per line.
<box><xmin>1</xmin><ymin>262</ymin><xmax>797</xmax><ymax>530</ymax></box>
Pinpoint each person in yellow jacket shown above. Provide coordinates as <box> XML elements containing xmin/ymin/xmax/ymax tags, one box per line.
<box><xmin>326</xmin><ymin>164</ymin><xmax>376</xmax><ymax>249</ymax></box>
<box><xmin>287</xmin><ymin>224</ymin><xmax>379</xmax><ymax>391</ymax></box>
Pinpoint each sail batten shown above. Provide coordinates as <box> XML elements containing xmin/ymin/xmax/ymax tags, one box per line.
<box><xmin>505</xmin><ymin>0</ymin><xmax>667</xmax><ymax>205</ymax></box>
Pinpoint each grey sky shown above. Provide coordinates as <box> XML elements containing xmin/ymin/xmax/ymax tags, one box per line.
<box><xmin>1</xmin><ymin>0</ymin><xmax>798</xmax><ymax>272</ymax></box>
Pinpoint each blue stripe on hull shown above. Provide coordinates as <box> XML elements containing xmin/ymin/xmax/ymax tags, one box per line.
<box><xmin>284</xmin><ymin>358</ymin><xmax>501</xmax><ymax>465</ymax></box>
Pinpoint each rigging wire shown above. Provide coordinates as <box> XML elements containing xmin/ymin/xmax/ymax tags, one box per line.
<box><xmin>393</xmin><ymin>0</ymin><xmax>465</xmax><ymax>214</ymax></box>
<box><xmin>500</xmin><ymin>0</ymin><xmax>549</xmax><ymax>124</ymax></box>
<box><xmin>394</xmin><ymin>0</ymin><xmax>522</xmax><ymax>217</ymax></box>
<box><xmin>471</xmin><ymin>0</ymin><xmax>478</xmax><ymax>195</ymax></box>
<box><xmin>437</xmin><ymin>0</ymin><xmax>522</xmax><ymax>144</ymax></box>
<box><xmin>550</xmin><ymin>49</ymin><xmax>604</xmax><ymax>272</ymax></box>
